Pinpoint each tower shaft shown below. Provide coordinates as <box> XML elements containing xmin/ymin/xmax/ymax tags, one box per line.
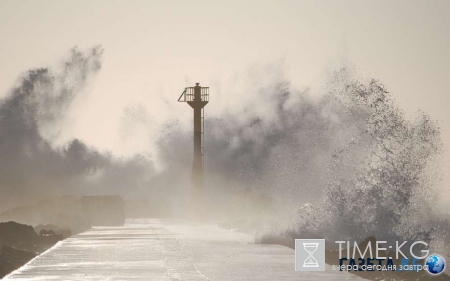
<box><xmin>187</xmin><ymin>84</ymin><xmax>208</xmax><ymax>205</ymax></box>
<box><xmin>192</xmin><ymin>104</ymin><xmax>203</xmax><ymax>189</ymax></box>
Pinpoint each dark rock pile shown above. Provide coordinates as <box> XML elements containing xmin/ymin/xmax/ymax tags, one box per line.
<box><xmin>0</xmin><ymin>221</ymin><xmax>65</xmax><ymax>279</ymax></box>
<box><xmin>0</xmin><ymin>195</ymin><xmax>125</xmax><ymax>232</ymax></box>
<box><xmin>35</xmin><ymin>224</ymin><xmax>72</xmax><ymax>238</ymax></box>
<box><xmin>0</xmin><ymin>195</ymin><xmax>126</xmax><ymax>278</ymax></box>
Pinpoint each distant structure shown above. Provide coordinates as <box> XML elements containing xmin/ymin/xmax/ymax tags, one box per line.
<box><xmin>82</xmin><ymin>196</ymin><xmax>125</xmax><ymax>226</ymax></box>
<box><xmin>178</xmin><ymin>83</ymin><xmax>209</xmax><ymax>209</ymax></box>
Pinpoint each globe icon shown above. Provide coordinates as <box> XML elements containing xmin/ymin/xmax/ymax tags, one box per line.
<box><xmin>426</xmin><ymin>254</ymin><xmax>445</xmax><ymax>275</ymax></box>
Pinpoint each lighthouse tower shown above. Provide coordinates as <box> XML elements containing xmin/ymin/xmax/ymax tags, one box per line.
<box><xmin>178</xmin><ymin>83</ymin><xmax>209</xmax><ymax>211</ymax></box>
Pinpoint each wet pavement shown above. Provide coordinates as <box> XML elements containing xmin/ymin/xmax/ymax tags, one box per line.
<box><xmin>4</xmin><ymin>219</ymin><xmax>367</xmax><ymax>280</ymax></box>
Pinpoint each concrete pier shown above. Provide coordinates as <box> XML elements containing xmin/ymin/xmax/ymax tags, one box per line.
<box><xmin>5</xmin><ymin>219</ymin><xmax>368</xmax><ymax>280</ymax></box>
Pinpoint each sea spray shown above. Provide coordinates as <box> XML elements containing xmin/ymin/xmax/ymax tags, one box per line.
<box><xmin>256</xmin><ymin>68</ymin><xmax>446</xmax><ymax>258</ymax></box>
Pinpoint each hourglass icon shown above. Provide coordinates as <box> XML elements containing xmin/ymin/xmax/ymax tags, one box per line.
<box><xmin>303</xmin><ymin>243</ymin><xmax>319</xmax><ymax>267</ymax></box>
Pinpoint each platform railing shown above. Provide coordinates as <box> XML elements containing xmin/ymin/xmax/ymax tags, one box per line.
<box><xmin>178</xmin><ymin>87</ymin><xmax>209</xmax><ymax>102</ymax></box>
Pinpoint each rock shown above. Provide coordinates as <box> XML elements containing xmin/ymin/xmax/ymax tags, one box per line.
<box><xmin>35</xmin><ymin>224</ymin><xmax>72</xmax><ymax>238</ymax></box>
<box><xmin>0</xmin><ymin>195</ymin><xmax>126</xmax><ymax>231</ymax></box>
<box><xmin>0</xmin><ymin>221</ymin><xmax>38</xmax><ymax>249</ymax></box>
<box><xmin>0</xmin><ymin>196</ymin><xmax>92</xmax><ymax>234</ymax></box>
<box><xmin>37</xmin><ymin>233</ymin><xmax>64</xmax><ymax>248</ymax></box>
<box><xmin>15</xmin><ymin>242</ymin><xmax>44</xmax><ymax>254</ymax></box>
<box><xmin>0</xmin><ymin>221</ymin><xmax>65</xmax><ymax>253</ymax></box>
<box><xmin>39</xmin><ymin>229</ymin><xmax>55</xmax><ymax>235</ymax></box>
<box><xmin>0</xmin><ymin>245</ymin><xmax>36</xmax><ymax>261</ymax></box>
<box><xmin>0</xmin><ymin>221</ymin><xmax>68</xmax><ymax>279</ymax></box>
<box><xmin>0</xmin><ymin>245</ymin><xmax>37</xmax><ymax>278</ymax></box>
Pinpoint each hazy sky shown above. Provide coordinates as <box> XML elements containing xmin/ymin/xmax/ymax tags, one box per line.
<box><xmin>0</xmin><ymin>0</ymin><xmax>449</xmax><ymax>159</ymax></box>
